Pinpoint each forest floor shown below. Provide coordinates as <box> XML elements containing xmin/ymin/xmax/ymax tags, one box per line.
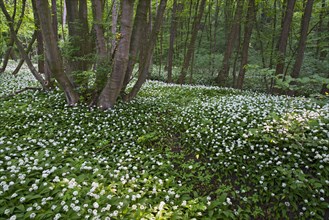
<box><xmin>0</xmin><ymin>66</ymin><xmax>329</xmax><ymax>219</ymax></box>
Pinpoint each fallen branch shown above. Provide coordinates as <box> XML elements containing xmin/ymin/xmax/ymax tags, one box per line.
<box><xmin>0</xmin><ymin>87</ymin><xmax>42</xmax><ymax>99</ymax></box>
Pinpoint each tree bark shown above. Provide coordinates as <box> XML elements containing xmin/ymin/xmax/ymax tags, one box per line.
<box><xmin>275</xmin><ymin>0</ymin><xmax>296</xmax><ymax>77</ymax></box>
<box><xmin>290</xmin><ymin>0</ymin><xmax>314</xmax><ymax>79</ymax></box>
<box><xmin>0</xmin><ymin>0</ymin><xmax>26</xmax><ymax>73</ymax></box>
<box><xmin>236</xmin><ymin>0</ymin><xmax>256</xmax><ymax>89</ymax></box>
<box><xmin>217</xmin><ymin>0</ymin><xmax>244</xmax><ymax>86</ymax></box>
<box><xmin>126</xmin><ymin>0</ymin><xmax>168</xmax><ymax>100</ymax></box>
<box><xmin>91</xmin><ymin>0</ymin><xmax>108</xmax><ymax>96</ymax></box>
<box><xmin>316</xmin><ymin>0</ymin><xmax>326</xmax><ymax>59</ymax></box>
<box><xmin>12</xmin><ymin>31</ymin><xmax>37</xmax><ymax>76</ymax></box>
<box><xmin>36</xmin><ymin>0</ymin><xmax>79</xmax><ymax>105</ymax></box>
<box><xmin>177</xmin><ymin>0</ymin><xmax>206</xmax><ymax>84</ymax></box>
<box><xmin>213</xmin><ymin>0</ymin><xmax>220</xmax><ymax>53</ymax></box>
<box><xmin>51</xmin><ymin>0</ymin><xmax>58</xmax><ymax>41</ymax></box>
<box><xmin>65</xmin><ymin>0</ymin><xmax>92</xmax><ymax>87</ymax></box>
<box><xmin>0</xmin><ymin>0</ymin><xmax>48</xmax><ymax>89</ymax></box>
<box><xmin>121</xmin><ymin>0</ymin><xmax>150</xmax><ymax>91</ymax></box>
<box><xmin>31</xmin><ymin>0</ymin><xmax>48</xmax><ymax>79</ymax></box>
<box><xmin>167</xmin><ymin>0</ymin><xmax>178</xmax><ymax>83</ymax></box>
<box><xmin>269</xmin><ymin>0</ymin><xmax>278</xmax><ymax>69</ymax></box>
<box><xmin>111</xmin><ymin>0</ymin><xmax>119</xmax><ymax>55</ymax></box>
<box><xmin>97</xmin><ymin>0</ymin><xmax>135</xmax><ymax>109</ymax></box>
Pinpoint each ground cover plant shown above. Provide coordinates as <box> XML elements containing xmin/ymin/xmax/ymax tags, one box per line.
<box><xmin>0</xmin><ymin>67</ymin><xmax>329</xmax><ymax>219</ymax></box>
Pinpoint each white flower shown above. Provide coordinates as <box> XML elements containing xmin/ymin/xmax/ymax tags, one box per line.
<box><xmin>53</xmin><ymin>213</ymin><xmax>61</xmax><ymax>220</ymax></box>
<box><xmin>93</xmin><ymin>202</ymin><xmax>99</xmax><ymax>209</ymax></box>
<box><xmin>9</xmin><ymin>215</ymin><xmax>16</xmax><ymax>220</ymax></box>
<box><xmin>159</xmin><ymin>201</ymin><xmax>165</xmax><ymax>211</ymax></box>
<box><xmin>30</xmin><ymin>213</ymin><xmax>36</xmax><ymax>218</ymax></box>
<box><xmin>4</xmin><ymin>209</ymin><xmax>10</xmax><ymax>215</ymax></box>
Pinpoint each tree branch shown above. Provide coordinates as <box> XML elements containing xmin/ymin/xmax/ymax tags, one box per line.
<box><xmin>0</xmin><ymin>87</ymin><xmax>42</xmax><ymax>100</ymax></box>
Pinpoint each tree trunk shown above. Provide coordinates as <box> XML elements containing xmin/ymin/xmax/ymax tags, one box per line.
<box><xmin>0</xmin><ymin>0</ymin><xmax>26</xmax><ymax>73</ymax></box>
<box><xmin>274</xmin><ymin>0</ymin><xmax>296</xmax><ymax>77</ymax></box>
<box><xmin>177</xmin><ymin>0</ymin><xmax>206</xmax><ymax>84</ymax></box>
<box><xmin>111</xmin><ymin>0</ymin><xmax>119</xmax><ymax>55</ymax></box>
<box><xmin>213</xmin><ymin>0</ymin><xmax>220</xmax><ymax>53</ymax></box>
<box><xmin>31</xmin><ymin>0</ymin><xmax>45</xmax><ymax>75</ymax></box>
<box><xmin>51</xmin><ymin>0</ymin><xmax>58</xmax><ymax>41</ymax></box>
<box><xmin>167</xmin><ymin>0</ymin><xmax>178</xmax><ymax>83</ymax></box>
<box><xmin>126</xmin><ymin>0</ymin><xmax>168</xmax><ymax>101</ymax></box>
<box><xmin>91</xmin><ymin>0</ymin><xmax>108</xmax><ymax>100</ymax></box>
<box><xmin>12</xmin><ymin>31</ymin><xmax>37</xmax><ymax>75</ymax></box>
<box><xmin>290</xmin><ymin>0</ymin><xmax>314</xmax><ymax>80</ymax></box>
<box><xmin>269</xmin><ymin>0</ymin><xmax>278</xmax><ymax>68</ymax></box>
<box><xmin>36</xmin><ymin>0</ymin><xmax>79</xmax><ymax>105</ymax></box>
<box><xmin>97</xmin><ymin>0</ymin><xmax>135</xmax><ymax>109</ymax></box>
<box><xmin>316</xmin><ymin>0</ymin><xmax>326</xmax><ymax>59</ymax></box>
<box><xmin>236</xmin><ymin>0</ymin><xmax>256</xmax><ymax>89</ymax></box>
<box><xmin>217</xmin><ymin>0</ymin><xmax>244</xmax><ymax>86</ymax></box>
<box><xmin>61</xmin><ymin>0</ymin><xmax>67</xmax><ymax>41</ymax></box>
<box><xmin>0</xmin><ymin>0</ymin><xmax>48</xmax><ymax>89</ymax></box>
<box><xmin>65</xmin><ymin>0</ymin><xmax>92</xmax><ymax>87</ymax></box>
<box><xmin>122</xmin><ymin>0</ymin><xmax>150</xmax><ymax>91</ymax></box>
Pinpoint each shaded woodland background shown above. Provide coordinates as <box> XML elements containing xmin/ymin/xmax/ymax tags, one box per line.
<box><xmin>0</xmin><ymin>0</ymin><xmax>329</xmax><ymax>108</ymax></box>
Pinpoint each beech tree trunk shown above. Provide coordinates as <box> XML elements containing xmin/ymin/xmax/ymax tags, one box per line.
<box><xmin>217</xmin><ymin>0</ymin><xmax>244</xmax><ymax>86</ymax></box>
<box><xmin>91</xmin><ymin>0</ymin><xmax>108</xmax><ymax>98</ymax></box>
<box><xmin>275</xmin><ymin>0</ymin><xmax>296</xmax><ymax>77</ymax></box>
<box><xmin>122</xmin><ymin>0</ymin><xmax>150</xmax><ymax>91</ymax></box>
<box><xmin>65</xmin><ymin>0</ymin><xmax>92</xmax><ymax>87</ymax></box>
<box><xmin>97</xmin><ymin>0</ymin><xmax>135</xmax><ymax>109</ymax></box>
<box><xmin>236</xmin><ymin>0</ymin><xmax>256</xmax><ymax>89</ymax></box>
<box><xmin>36</xmin><ymin>0</ymin><xmax>79</xmax><ymax>105</ymax></box>
<box><xmin>269</xmin><ymin>0</ymin><xmax>278</xmax><ymax>69</ymax></box>
<box><xmin>290</xmin><ymin>0</ymin><xmax>314</xmax><ymax>80</ymax></box>
<box><xmin>111</xmin><ymin>0</ymin><xmax>119</xmax><ymax>55</ymax></box>
<box><xmin>316</xmin><ymin>0</ymin><xmax>326</xmax><ymax>59</ymax></box>
<box><xmin>177</xmin><ymin>0</ymin><xmax>206</xmax><ymax>84</ymax></box>
<box><xmin>167</xmin><ymin>0</ymin><xmax>178</xmax><ymax>83</ymax></box>
<box><xmin>51</xmin><ymin>0</ymin><xmax>58</xmax><ymax>41</ymax></box>
<box><xmin>126</xmin><ymin>0</ymin><xmax>168</xmax><ymax>100</ymax></box>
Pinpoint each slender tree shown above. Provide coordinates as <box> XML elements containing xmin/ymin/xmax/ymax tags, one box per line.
<box><xmin>236</xmin><ymin>0</ymin><xmax>256</xmax><ymax>89</ymax></box>
<box><xmin>0</xmin><ymin>0</ymin><xmax>26</xmax><ymax>73</ymax></box>
<box><xmin>126</xmin><ymin>0</ymin><xmax>168</xmax><ymax>100</ymax></box>
<box><xmin>111</xmin><ymin>0</ymin><xmax>119</xmax><ymax>55</ymax></box>
<box><xmin>167</xmin><ymin>0</ymin><xmax>178</xmax><ymax>83</ymax></box>
<box><xmin>65</xmin><ymin>0</ymin><xmax>92</xmax><ymax>87</ymax></box>
<box><xmin>177</xmin><ymin>0</ymin><xmax>206</xmax><ymax>84</ymax></box>
<box><xmin>274</xmin><ymin>0</ymin><xmax>296</xmax><ymax>78</ymax></box>
<box><xmin>0</xmin><ymin>0</ymin><xmax>48</xmax><ymax>89</ymax></box>
<box><xmin>36</xmin><ymin>0</ymin><xmax>79</xmax><ymax>104</ymax></box>
<box><xmin>122</xmin><ymin>0</ymin><xmax>150</xmax><ymax>92</ymax></box>
<box><xmin>290</xmin><ymin>0</ymin><xmax>314</xmax><ymax>80</ymax></box>
<box><xmin>217</xmin><ymin>0</ymin><xmax>244</xmax><ymax>86</ymax></box>
<box><xmin>90</xmin><ymin>0</ymin><xmax>109</xmax><ymax>105</ymax></box>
